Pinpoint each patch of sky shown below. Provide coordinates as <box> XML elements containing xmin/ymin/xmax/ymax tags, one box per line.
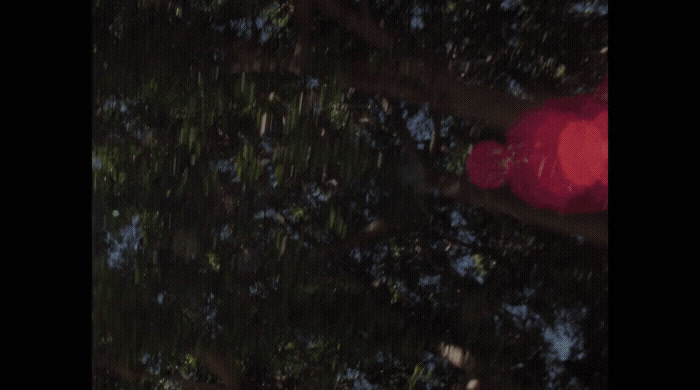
<box><xmin>103</xmin><ymin>97</ymin><xmax>118</xmax><ymax>112</ymax></box>
<box><xmin>367</xmin><ymin>262</ymin><xmax>382</xmax><ymax>280</ymax></box>
<box><xmin>205</xmin><ymin>293</ymin><xmax>217</xmax><ymax>322</ymax></box>
<box><xmin>418</xmin><ymin>274</ymin><xmax>442</xmax><ymax>288</ymax></box>
<box><xmin>411</xmin><ymin>293</ymin><xmax>424</xmax><ymax>304</ymax></box>
<box><xmin>253</xmin><ymin>208</ymin><xmax>280</xmax><ymax>220</ymax></box>
<box><xmin>372</xmin><ymin>244</ymin><xmax>389</xmax><ymax>263</ymax></box>
<box><xmin>92</xmin><ymin>156</ymin><xmax>102</xmax><ymax>170</ymax></box>
<box><xmin>140</xmin><ymin>352</ymin><xmax>163</xmax><ymax>375</ymax></box>
<box><xmin>569</xmin><ymin>1</ymin><xmax>608</xmax><ymax>16</ymax></box>
<box><xmin>405</xmin><ymin>105</ymin><xmax>435</xmax><ymax>142</ymax></box>
<box><xmin>257</xmin><ymin>17</ymin><xmax>270</xmax><ymax>43</ymax></box>
<box><xmin>105</xmin><ymin>215</ymin><xmax>141</xmax><ymax>268</ymax></box>
<box><xmin>451</xmin><ymin>254</ymin><xmax>472</xmax><ymax>277</ymax></box>
<box><xmin>502</xmin><ymin>303</ymin><xmax>546</xmax><ymax>331</ymax></box>
<box><xmin>456</xmin><ymin>229</ymin><xmax>476</xmax><ymax>245</ymax></box>
<box><xmin>409</xmin><ymin>5</ymin><xmax>425</xmax><ymax>31</ymax></box>
<box><xmin>500</xmin><ymin>0</ymin><xmax>522</xmax><ymax>11</ymax></box>
<box><xmin>543</xmin><ymin>312</ymin><xmax>584</xmax><ymax>388</ymax></box>
<box><xmin>213</xmin><ymin>158</ymin><xmax>235</xmax><ymax>174</ymax></box>
<box><xmin>375</xmin><ymin>351</ymin><xmax>386</xmax><ymax>364</ymax></box>
<box><xmin>375</xmin><ymin>351</ymin><xmax>404</xmax><ymax>369</ymax></box>
<box><xmin>230</xmin><ymin>18</ymin><xmax>253</xmax><ymax>39</ymax></box>
<box><xmin>357</xmin><ymin>126</ymin><xmax>376</xmax><ymax>147</ymax></box>
<box><xmin>260</xmin><ymin>137</ymin><xmax>273</xmax><ymax>152</ymax></box>
<box><xmin>544</xmin><ymin>325</ymin><xmax>574</xmax><ymax>360</ymax></box>
<box><xmin>508</xmin><ymin>36</ymin><xmax>520</xmax><ymax>47</ymax></box>
<box><xmin>501</xmin><ymin>303</ymin><xmax>587</xmax><ymax>387</ymax></box>
<box><xmin>336</xmin><ymin>368</ymin><xmax>378</xmax><ymax>390</ymax></box>
<box><xmin>507</xmin><ymin>78</ymin><xmax>530</xmax><ymax>100</ymax></box>
<box><xmin>266</xmin><ymin>164</ymin><xmax>279</xmax><ymax>188</ymax></box>
<box><xmin>393</xmin><ymin>280</ymin><xmax>409</xmax><ymax>296</ymax></box>
<box><xmin>305</xmin><ymin>78</ymin><xmax>320</xmax><ymax>88</ymax></box>
<box><xmin>376</xmin><ymin>106</ymin><xmax>387</xmax><ymax>124</ymax></box>
<box><xmin>303</xmin><ymin>182</ymin><xmax>328</xmax><ymax>205</ymax></box>
<box><xmin>249</xmin><ymin>281</ymin><xmax>266</xmax><ymax>298</ymax></box>
<box><xmin>350</xmin><ymin>248</ymin><xmax>362</xmax><ymax>263</ymax></box>
<box><xmin>440</xmin><ymin>117</ymin><xmax>453</xmax><ymax>137</ymax></box>
<box><xmin>280</xmin><ymin>208</ymin><xmax>297</xmax><ymax>223</ymax></box>
<box><xmin>303</xmin><ymin>336</ymin><xmax>319</xmax><ymax>349</ymax></box>
<box><xmin>257</xmin><ymin>1</ymin><xmax>287</xmax><ymax>44</ymax></box>
<box><xmin>493</xmin><ymin>314</ymin><xmax>503</xmax><ymax>334</ymax></box>
<box><xmin>415</xmin><ymin>351</ymin><xmax>451</xmax><ymax>389</ymax></box>
<box><xmin>544</xmin><ymin>361</ymin><xmax>565</xmax><ymax>388</ymax></box>
<box><xmin>544</xmin><ymin>309</ymin><xmax>584</xmax><ymax>361</ymax></box>
<box><xmin>450</xmin><ymin>210</ymin><xmax>466</xmax><ymax>228</ymax></box>
<box><xmin>157</xmin><ymin>292</ymin><xmax>165</xmax><ymax>305</ymax></box>
<box><xmin>220</xmin><ymin>224</ymin><xmax>232</xmax><ymax>241</ymax></box>
<box><xmin>419</xmin><ymin>352</ymin><xmax>438</xmax><ymax>373</ymax></box>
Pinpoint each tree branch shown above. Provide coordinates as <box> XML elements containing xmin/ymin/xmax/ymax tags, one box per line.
<box><xmin>429</xmin><ymin>172</ymin><xmax>608</xmax><ymax>247</ymax></box>
<box><xmin>98</xmin><ymin>15</ymin><xmax>606</xmax><ymax>246</ymax></box>
<box><xmin>101</xmin><ymin>20</ymin><xmax>546</xmax><ymax>131</ymax></box>
<box><xmin>310</xmin><ymin>0</ymin><xmax>396</xmax><ymax>50</ymax></box>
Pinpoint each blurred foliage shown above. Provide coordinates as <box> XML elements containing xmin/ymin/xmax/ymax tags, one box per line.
<box><xmin>93</xmin><ymin>0</ymin><xmax>607</xmax><ymax>389</ymax></box>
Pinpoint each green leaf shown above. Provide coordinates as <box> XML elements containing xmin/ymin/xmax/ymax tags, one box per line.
<box><xmin>179</xmin><ymin>125</ymin><xmax>188</xmax><ymax>145</ymax></box>
<box><xmin>249</xmin><ymin>82</ymin><xmax>255</xmax><ymax>105</ymax></box>
<box><xmin>275</xmin><ymin>164</ymin><xmax>284</xmax><ymax>182</ymax></box>
<box><xmin>328</xmin><ymin>207</ymin><xmax>335</xmax><ymax>229</ymax></box>
<box><xmin>188</xmin><ymin>126</ymin><xmax>197</xmax><ymax>151</ymax></box>
<box><xmin>253</xmin><ymin>160</ymin><xmax>261</xmax><ymax>181</ymax></box>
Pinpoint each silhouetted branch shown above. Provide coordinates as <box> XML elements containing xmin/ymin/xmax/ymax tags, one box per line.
<box><xmin>101</xmin><ymin>19</ymin><xmax>547</xmax><ymax>130</ymax></box>
<box><xmin>429</xmin><ymin>173</ymin><xmax>608</xmax><ymax>247</ymax></box>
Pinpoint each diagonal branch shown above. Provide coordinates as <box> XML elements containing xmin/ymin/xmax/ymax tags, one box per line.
<box><xmin>429</xmin><ymin>172</ymin><xmax>608</xmax><ymax>247</ymax></box>
<box><xmin>310</xmin><ymin>0</ymin><xmax>396</xmax><ymax>50</ymax></box>
<box><xmin>101</xmin><ymin>16</ymin><xmax>547</xmax><ymax>131</ymax></box>
<box><xmin>98</xmin><ymin>16</ymin><xmax>606</xmax><ymax>245</ymax></box>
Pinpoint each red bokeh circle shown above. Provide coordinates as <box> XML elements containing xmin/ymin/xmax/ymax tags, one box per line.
<box><xmin>466</xmin><ymin>80</ymin><xmax>608</xmax><ymax>213</ymax></box>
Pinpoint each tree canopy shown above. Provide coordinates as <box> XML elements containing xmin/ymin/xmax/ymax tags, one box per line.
<box><xmin>92</xmin><ymin>0</ymin><xmax>608</xmax><ymax>389</ymax></box>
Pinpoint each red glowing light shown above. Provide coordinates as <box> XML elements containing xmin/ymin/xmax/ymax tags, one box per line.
<box><xmin>466</xmin><ymin>79</ymin><xmax>608</xmax><ymax>213</ymax></box>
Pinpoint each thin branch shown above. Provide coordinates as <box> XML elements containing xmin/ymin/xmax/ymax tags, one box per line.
<box><xmin>430</xmin><ymin>173</ymin><xmax>608</xmax><ymax>247</ymax></box>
